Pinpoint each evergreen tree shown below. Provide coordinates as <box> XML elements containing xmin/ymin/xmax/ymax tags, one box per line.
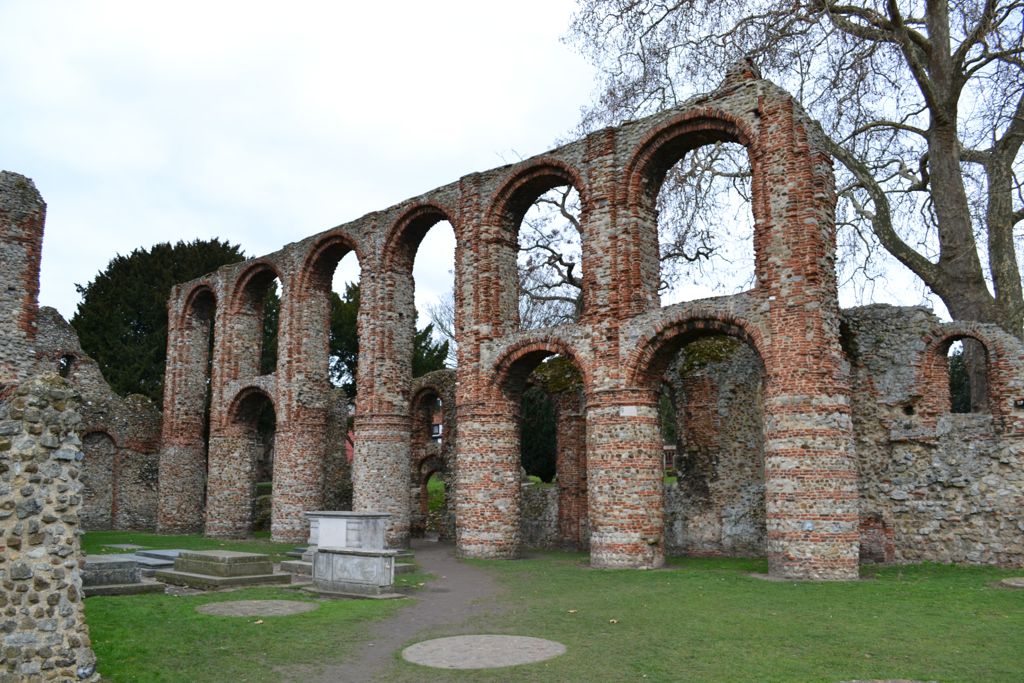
<box><xmin>71</xmin><ymin>238</ymin><xmax>245</xmax><ymax>403</ymax></box>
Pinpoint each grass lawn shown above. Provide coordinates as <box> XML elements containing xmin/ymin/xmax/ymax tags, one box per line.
<box><xmin>82</xmin><ymin>532</ymin><xmax>1024</xmax><ymax>682</ymax></box>
<box><xmin>387</xmin><ymin>554</ymin><xmax>1024</xmax><ymax>683</ymax></box>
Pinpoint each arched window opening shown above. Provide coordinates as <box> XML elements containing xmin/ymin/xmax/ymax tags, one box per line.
<box><xmin>654</xmin><ymin>141</ymin><xmax>755</xmax><ymax>306</ymax></box>
<box><xmin>413</xmin><ymin>221</ymin><xmax>457</xmax><ymax>369</ymax></box>
<box><xmin>235</xmin><ymin>267</ymin><xmax>281</xmax><ymax>379</ymax></box>
<box><xmin>947</xmin><ymin>339</ymin><xmax>989</xmax><ymax>414</ymax></box>
<box><xmin>330</xmin><ymin>251</ymin><xmax>361</xmax><ymax>396</ymax></box>
<box><xmin>517</xmin><ymin>186</ymin><xmax>584</xmax><ymax>329</ymax></box>
<box><xmin>259</xmin><ymin>278</ymin><xmax>281</xmax><ymax>376</ymax></box>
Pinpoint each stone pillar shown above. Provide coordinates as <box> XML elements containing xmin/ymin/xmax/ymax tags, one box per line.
<box><xmin>553</xmin><ymin>389</ymin><xmax>587</xmax><ymax>548</ymax></box>
<box><xmin>352</xmin><ymin>414</ymin><xmax>410</xmax><ymax>548</ymax></box>
<box><xmin>271</xmin><ymin>421</ymin><xmax>327</xmax><ymax>543</ymax></box>
<box><xmin>586</xmin><ymin>388</ymin><xmax>664</xmax><ymax>568</ymax></box>
<box><xmin>0</xmin><ymin>374</ymin><xmax>99</xmax><ymax>681</ymax></box>
<box><xmin>0</xmin><ymin>171</ymin><xmax>44</xmax><ymax>385</ymax></box>
<box><xmin>204</xmin><ymin>429</ymin><xmax>256</xmax><ymax>538</ymax></box>
<box><xmin>454</xmin><ymin>410</ymin><xmax>521</xmax><ymax>558</ymax></box>
<box><xmin>157</xmin><ymin>285</ymin><xmax>216</xmax><ymax>534</ymax></box>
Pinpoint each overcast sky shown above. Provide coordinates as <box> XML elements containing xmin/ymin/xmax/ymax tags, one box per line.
<box><xmin>0</xmin><ymin>0</ymin><xmax>599</xmax><ymax>325</ymax></box>
<box><xmin>1</xmin><ymin>0</ymin><xmax>941</xmax><ymax>328</ymax></box>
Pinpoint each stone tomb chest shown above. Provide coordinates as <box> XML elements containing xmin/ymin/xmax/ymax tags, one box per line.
<box><xmin>306</xmin><ymin>511</ymin><xmax>398</xmax><ymax>597</ymax></box>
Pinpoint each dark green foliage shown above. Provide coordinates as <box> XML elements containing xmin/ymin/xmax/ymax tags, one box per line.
<box><xmin>259</xmin><ymin>283</ymin><xmax>279</xmax><ymax>375</ymax></box>
<box><xmin>948</xmin><ymin>345</ymin><xmax>971</xmax><ymax>413</ymax></box>
<box><xmin>520</xmin><ymin>385</ymin><xmax>557</xmax><ymax>482</ymax></box>
<box><xmin>329</xmin><ymin>282</ymin><xmax>450</xmax><ymax>398</ymax></box>
<box><xmin>71</xmin><ymin>239</ymin><xmax>245</xmax><ymax>404</ymax></box>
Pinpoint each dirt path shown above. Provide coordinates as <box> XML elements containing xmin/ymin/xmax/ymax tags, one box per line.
<box><xmin>281</xmin><ymin>539</ymin><xmax>507</xmax><ymax>683</ymax></box>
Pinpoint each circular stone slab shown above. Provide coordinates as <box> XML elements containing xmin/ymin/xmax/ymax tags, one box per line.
<box><xmin>196</xmin><ymin>600</ymin><xmax>319</xmax><ymax>617</ymax></box>
<box><xmin>402</xmin><ymin>635</ymin><xmax>566</xmax><ymax>669</ymax></box>
<box><xmin>999</xmin><ymin>577</ymin><xmax>1024</xmax><ymax>589</ymax></box>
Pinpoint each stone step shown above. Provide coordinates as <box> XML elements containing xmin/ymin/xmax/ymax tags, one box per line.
<box><xmin>154</xmin><ymin>569</ymin><xmax>292</xmax><ymax>591</ymax></box>
<box><xmin>83</xmin><ymin>582</ymin><xmax>165</xmax><ymax>598</ymax></box>
<box><xmin>280</xmin><ymin>560</ymin><xmax>312</xmax><ymax>576</ymax></box>
<box><xmin>395</xmin><ymin>562</ymin><xmax>415</xmax><ymax>575</ymax></box>
<box><xmin>136</xmin><ymin>549</ymin><xmax>184</xmax><ymax>561</ymax></box>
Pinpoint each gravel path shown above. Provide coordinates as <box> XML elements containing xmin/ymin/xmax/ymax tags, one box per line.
<box><xmin>279</xmin><ymin>539</ymin><xmax>507</xmax><ymax>682</ymax></box>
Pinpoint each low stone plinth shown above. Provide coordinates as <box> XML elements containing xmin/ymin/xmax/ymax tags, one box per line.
<box><xmin>82</xmin><ymin>556</ymin><xmax>164</xmax><ymax>597</ymax></box>
<box><xmin>174</xmin><ymin>550</ymin><xmax>274</xmax><ymax>577</ymax></box>
<box><xmin>155</xmin><ymin>550</ymin><xmax>290</xmax><ymax>590</ymax></box>
<box><xmin>312</xmin><ymin>547</ymin><xmax>399</xmax><ymax>597</ymax></box>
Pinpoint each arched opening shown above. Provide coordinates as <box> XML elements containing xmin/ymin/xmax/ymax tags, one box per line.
<box><xmin>635</xmin><ymin>323</ymin><xmax>766</xmax><ymax>558</ymax></box>
<box><xmin>206</xmin><ymin>388</ymin><xmax>276</xmax><ymax>538</ymax></box>
<box><xmin>660</xmin><ymin>335</ymin><xmax>766</xmax><ymax>556</ymax></box>
<box><xmin>517</xmin><ymin>186</ymin><xmax>584</xmax><ymax>329</ymax></box>
<box><xmin>330</xmin><ymin>249</ymin><xmax>361</xmax><ymax>396</ymax></box>
<box><xmin>81</xmin><ymin>431</ymin><xmax>117</xmax><ymax>531</ymax></box>
<box><xmin>628</xmin><ymin>120</ymin><xmax>756</xmax><ymax>309</ymax></box>
<box><xmin>490</xmin><ymin>166</ymin><xmax>586</xmax><ymax>332</ymax></box>
<box><xmin>412</xmin><ymin>218</ymin><xmax>456</xmax><ymax>367</ymax></box>
<box><xmin>251</xmin><ymin>399</ymin><xmax>277</xmax><ymax>533</ymax></box>
<box><xmin>232</xmin><ymin>264</ymin><xmax>282</xmax><ymax>380</ymax></box>
<box><xmin>410</xmin><ymin>390</ymin><xmax>446</xmax><ymax>538</ymax></box>
<box><xmin>499</xmin><ymin>348</ymin><xmax>588</xmax><ymax>550</ymax></box>
<box><xmin>946</xmin><ymin>338</ymin><xmax>990</xmax><ymax>414</ymax></box>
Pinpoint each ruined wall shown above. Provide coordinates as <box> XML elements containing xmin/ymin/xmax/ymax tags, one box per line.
<box><xmin>0</xmin><ymin>173</ymin><xmax>44</xmax><ymax>386</ymax></box>
<box><xmin>0</xmin><ymin>374</ymin><xmax>99</xmax><ymax>681</ymax></box>
<box><xmin>33</xmin><ymin>308</ymin><xmax>161</xmax><ymax>531</ymax></box>
<box><xmin>0</xmin><ymin>173</ymin><xmax>163</xmax><ymax>534</ymax></box>
<box><xmin>663</xmin><ymin>341</ymin><xmax>766</xmax><ymax>556</ymax></box>
<box><xmin>162</xmin><ymin>65</ymin><xmax>859</xmax><ymax>578</ymax></box>
<box><xmin>845</xmin><ymin>305</ymin><xmax>1024</xmax><ymax>566</ymax></box>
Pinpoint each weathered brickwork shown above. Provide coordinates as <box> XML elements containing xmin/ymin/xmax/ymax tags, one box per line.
<box><xmin>409</xmin><ymin>370</ymin><xmax>456</xmax><ymax>540</ymax></box>
<box><xmin>0</xmin><ymin>172</ymin><xmax>44</xmax><ymax>386</ymax></box>
<box><xmin>0</xmin><ymin>374</ymin><xmax>99</xmax><ymax>682</ymax></box>
<box><xmin>845</xmin><ymin>305</ymin><xmax>1024</xmax><ymax>566</ymax></box>
<box><xmin>513</xmin><ymin>305</ymin><xmax>1024</xmax><ymax>567</ymax></box>
<box><xmin>159</xmin><ymin>66</ymin><xmax>862</xmax><ymax>578</ymax></box>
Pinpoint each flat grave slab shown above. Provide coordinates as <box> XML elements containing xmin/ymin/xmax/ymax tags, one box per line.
<box><xmin>82</xmin><ymin>555</ymin><xmax>164</xmax><ymax>597</ymax></box>
<box><xmin>102</xmin><ymin>543</ymin><xmax>146</xmax><ymax>551</ymax></box>
<box><xmin>136</xmin><ymin>548</ymin><xmax>184</xmax><ymax>560</ymax></box>
<box><xmin>402</xmin><ymin>635</ymin><xmax>566</xmax><ymax>669</ymax></box>
<box><xmin>196</xmin><ymin>600</ymin><xmax>318</xmax><ymax>617</ymax></box>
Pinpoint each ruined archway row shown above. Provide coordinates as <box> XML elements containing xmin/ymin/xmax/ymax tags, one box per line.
<box><xmin>160</xmin><ymin>67</ymin><xmax>858</xmax><ymax>579</ymax></box>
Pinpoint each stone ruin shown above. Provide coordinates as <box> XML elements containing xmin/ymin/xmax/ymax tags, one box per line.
<box><xmin>1</xmin><ymin>67</ymin><xmax>1022</xmax><ymax>585</ymax></box>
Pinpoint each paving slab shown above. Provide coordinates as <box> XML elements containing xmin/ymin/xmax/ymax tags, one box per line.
<box><xmin>999</xmin><ymin>577</ymin><xmax>1024</xmax><ymax>589</ymax></box>
<box><xmin>136</xmin><ymin>549</ymin><xmax>184</xmax><ymax>560</ymax></box>
<box><xmin>196</xmin><ymin>600</ymin><xmax>319</xmax><ymax>617</ymax></box>
<box><xmin>154</xmin><ymin>569</ymin><xmax>292</xmax><ymax>590</ymax></box>
<box><xmin>402</xmin><ymin>635</ymin><xmax>566</xmax><ymax>669</ymax></box>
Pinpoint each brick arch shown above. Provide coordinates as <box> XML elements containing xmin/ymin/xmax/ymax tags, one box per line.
<box><xmin>486</xmin><ymin>158</ymin><xmax>590</xmax><ymax>229</ymax></box>
<box><xmin>621</xmin><ymin>110</ymin><xmax>761</xmax><ymax>309</ymax></box>
<box><xmin>913</xmin><ymin>323</ymin><xmax>1009</xmax><ymax>420</ymax></box>
<box><xmin>225</xmin><ymin>385</ymin><xmax>276</xmax><ymax>424</ymax></box>
<box><xmin>297</xmin><ymin>229</ymin><xmax>363</xmax><ymax>294</ymax></box>
<box><xmin>482</xmin><ymin>159</ymin><xmax>590</xmax><ymax>332</ymax></box>
<box><xmin>82</xmin><ymin>427</ymin><xmax>120</xmax><ymax>450</ymax></box>
<box><xmin>229</xmin><ymin>260</ymin><xmax>284</xmax><ymax>314</ymax></box>
<box><xmin>382</xmin><ymin>202</ymin><xmax>458</xmax><ymax>274</ymax></box>
<box><xmin>626</xmin><ymin>313</ymin><xmax>767</xmax><ymax>389</ymax></box>
<box><xmin>178</xmin><ymin>282</ymin><xmax>217</xmax><ymax>327</ymax></box>
<box><xmin>491</xmin><ymin>337</ymin><xmax>592</xmax><ymax>399</ymax></box>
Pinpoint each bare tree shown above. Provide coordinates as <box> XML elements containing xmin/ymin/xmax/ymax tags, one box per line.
<box><xmin>568</xmin><ymin>0</ymin><xmax>1024</xmax><ymax>346</ymax></box>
